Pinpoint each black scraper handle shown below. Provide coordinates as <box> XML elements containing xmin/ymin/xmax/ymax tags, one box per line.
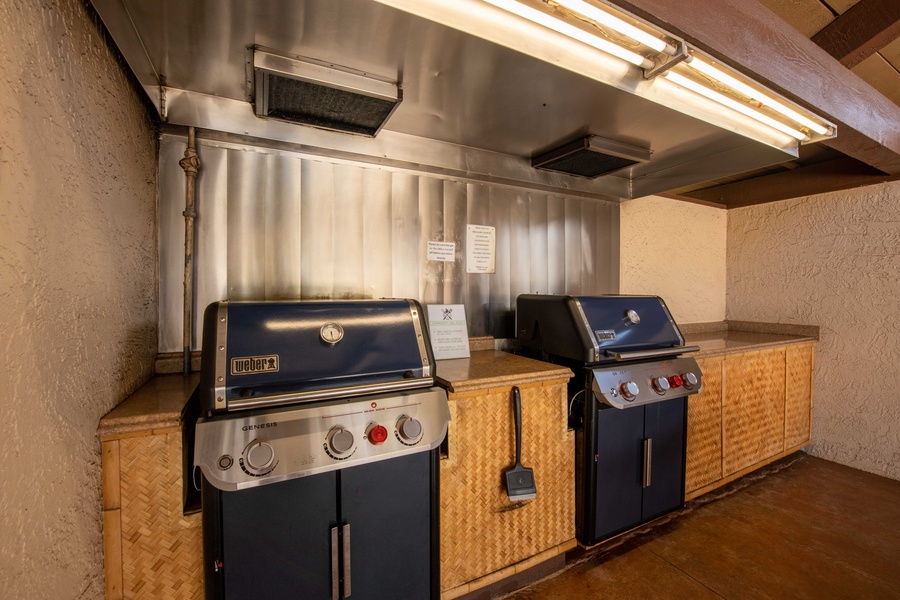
<box><xmin>513</xmin><ymin>386</ymin><xmax>523</xmax><ymax>466</ymax></box>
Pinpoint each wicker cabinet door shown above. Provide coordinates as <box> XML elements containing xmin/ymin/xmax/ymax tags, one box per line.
<box><xmin>439</xmin><ymin>382</ymin><xmax>574</xmax><ymax>592</ymax></box>
<box><xmin>785</xmin><ymin>343</ymin><xmax>814</xmax><ymax>449</ymax></box>
<box><xmin>723</xmin><ymin>348</ymin><xmax>786</xmax><ymax>476</ymax></box>
<box><xmin>685</xmin><ymin>356</ymin><xmax>724</xmax><ymax>494</ymax></box>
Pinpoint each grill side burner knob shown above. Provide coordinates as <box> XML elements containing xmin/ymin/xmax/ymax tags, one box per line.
<box><xmin>397</xmin><ymin>416</ymin><xmax>423</xmax><ymax>443</ymax></box>
<box><xmin>651</xmin><ymin>377</ymin><xmax>670</xmax><ymax>394</ymax></box>
<box><xmin>668</xmin><ymin>374</ymin><xmax>684</xmax><ymax>388</ymax></box>
<box><xmin>682</xmin><ymin>372</ymin><xmax>699</xmax><ymax>389</ymax></box>
<box><xmin>328</xmin><ymin>428</ymin><xmax>355</xmax><ymax>455</ymax></box>
<box><xmin>366</xmin><ymin>423</ymin><xmax>389</xmax><ymax>445</ymax></box>
<box><xmin>620</xmin><ymin>381</ymin><xmax>639</xmax><ymax>400</ymax></box>
<box><xmin>243</xmin><ymin>441</ymin><xmax>275</xmax><ymax>473</ymax></box>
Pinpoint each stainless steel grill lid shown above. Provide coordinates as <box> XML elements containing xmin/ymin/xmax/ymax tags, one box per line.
<box><xmin>198</xmin><ymin>299</ymin><xmax>434</xmax><ymax>414</ymax></box>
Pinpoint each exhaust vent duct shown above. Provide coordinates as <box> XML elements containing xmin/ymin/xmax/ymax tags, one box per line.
<box><xmin>253</xmin><ymin>50</ymin><xmax>401</xmax><ymax>136</ymax></box>
<box><xmin>532</xmin><ymin>135</ymin><xmax>651</xmax><ymax>178</ymax></box>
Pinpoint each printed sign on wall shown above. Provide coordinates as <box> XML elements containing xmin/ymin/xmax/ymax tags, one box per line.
<box><xmin>466</xmin><ymin>224</ymin><xmax>496</xmax><ymax>273</ymax></box>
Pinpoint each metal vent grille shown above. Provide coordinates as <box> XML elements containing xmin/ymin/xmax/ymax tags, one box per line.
<box><xmin>253</xmin><ymin>51</ymin><xmax>401</xmax><ymax>137</ymax></box>
<box><xmin>532</xmin><ymin>135</ymin><xmax>650</xmax><ymax>178</ymax></box>
<box><xmin>260</xmin><ymin>73</ymin><xmax>397</xmax><ymax>136</ymax></box>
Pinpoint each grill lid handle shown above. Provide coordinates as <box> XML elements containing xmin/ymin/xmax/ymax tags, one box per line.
<box><xmin>604</xmin><ymin>345</ymin><xmax>700</xmax><ymax>362</ymax></box>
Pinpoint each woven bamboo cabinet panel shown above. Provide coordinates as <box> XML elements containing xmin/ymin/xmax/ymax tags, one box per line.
<box><xmin>119</xmin><ymin>432</ymin><xmax>203</xmax><ymax>599</ymax></box>
<box><xmin>785</xmin><ymin>343</ymin><xmax>814</xmax><ymax>448</ymax></box>
<box><xmin>439</xmin><ymin>382</ymin><xmax>574</xmax><ymax>591</ymax></box>
<box><xmin>685</xmin><ymin>356</ymin><xmax>724</xmax><ymax>494</ymax></box>
<box><xmin>723</xmin><ymin>348</ymin><xmax>786</xmax><ymax>476</ymax></box>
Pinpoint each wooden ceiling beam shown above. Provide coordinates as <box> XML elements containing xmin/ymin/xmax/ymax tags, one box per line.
<box><xmin>605</xmin><ymin>0</ymin><xmax>900</xmax><ymax>176</ymax></box>
<box><xmin>811</xmin><ymin>0</ymin><xmax>900</xmax><ymax>68</ymax></box>
<box><xmin>678</xmin><ymin>157</ymin><xmax>898</xmax><ymax>208</ymax></box>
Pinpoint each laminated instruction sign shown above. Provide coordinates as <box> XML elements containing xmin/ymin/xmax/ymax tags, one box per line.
<box><xmin>466</xmin><ymin>224</ymin><xmax>496</xmax><ymax>273</ymax></box>
<box><xmin>426</xmin><ymin>304</ymin><xmax>470</xmax><ymax>360</ymax></box>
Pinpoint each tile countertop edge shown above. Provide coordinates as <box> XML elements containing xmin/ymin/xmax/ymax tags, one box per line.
<box><xmin>97</xmin><ymin>373</ymin><xmax>199</xmax><ymax>439</ymax></box>
<box><xmin>435</xmin><ymin>350</ymin><xmax>573</xmax><ymax>394</ymax></box>
<box><xmin>685</xmin><ymin>323</ymin><xmax>818</xmax><ymax>359</ymax></box>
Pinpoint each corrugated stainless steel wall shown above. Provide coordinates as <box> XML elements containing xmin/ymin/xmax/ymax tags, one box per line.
<box><xmin>158</xmin><ymin>134</ymin><xmax>619</xmax><ymax>351</ymax></box>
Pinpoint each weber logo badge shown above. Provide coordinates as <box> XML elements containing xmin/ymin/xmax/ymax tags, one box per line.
<box><xmin>231</xmin><ymin>355</ymin><xmax>279</xmax><ymax>375</ymax></box>
<box><xmin>594</xmin><ymin>330</ymin><xmax>618</xmax><ymax>342</ymax></box>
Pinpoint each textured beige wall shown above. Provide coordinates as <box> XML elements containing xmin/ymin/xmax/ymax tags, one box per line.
<box><xmin>727</xmin><ymin>182</ymin><xmax>900</xmax><ymax>480</ymax></box>
<box><xmin>619</xmin><ymin>195</ymin><xmax>727</xmax><ymax>324</ymax></box>
<box><xmin>0</xmin><ymin>0</ymin><xmax>158</xmax><ymax>597</ymax></box>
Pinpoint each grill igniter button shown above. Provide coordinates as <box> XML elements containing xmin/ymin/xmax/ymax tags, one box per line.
<box><xmin>668</xmin><ymin>374</ymin><xmax>684</xmax><ymax>388</ymax></box>
<box><xmin>620</xmin><ymin>381</ymin><xmax>639</xmax><ymax>401</ymax></box>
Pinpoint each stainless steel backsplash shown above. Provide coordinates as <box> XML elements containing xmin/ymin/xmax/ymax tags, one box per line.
<box><xmin>158</xmin><ymin>134</ymin><xmax>619</xmax><ymax>351</ymax></box>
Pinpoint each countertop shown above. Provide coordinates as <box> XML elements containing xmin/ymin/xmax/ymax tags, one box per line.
<box><xmin>686</xmin><ymin>330</ymin><xmax>816</xmax><ymax>358</ymax></box>
<box><xmin>97</xmin><ymin>374</ymin><xmax>199</xmax><ymax>439</ymax></box>
<box><xmin>98</xmin><ymin>323</ymin><xmax>816</xmax><ymax>435</ymax></box>
<box><xmin>435</xmin><ymin>350</ymin><xmax>572</xmax><ymax>394</ymax></box>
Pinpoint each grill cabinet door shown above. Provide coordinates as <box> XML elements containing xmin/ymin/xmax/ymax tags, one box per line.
<box><xmin>592</xmin><ymin>405</ymin><xmax>645</xmax><ymax>541</ymax></box>
<box><xmin>642</xmin><ymin>397</ymin><xmax>687</xmax><ymax>520</ymax></box>
<box><xmin>339</xmin><ymin>452</ymin><xmax>434</xmax><ymax>600</ymax></box>
<box><xmin>220</xmin><ymin>472</ymin><xmax>337</xmax><ymax>599</ymax></box>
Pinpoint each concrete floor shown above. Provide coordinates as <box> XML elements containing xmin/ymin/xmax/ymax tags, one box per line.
<box><xmin>503</xmin><ymin>455</ymin><xmax>900</xmax><ymax>599</ymax></box>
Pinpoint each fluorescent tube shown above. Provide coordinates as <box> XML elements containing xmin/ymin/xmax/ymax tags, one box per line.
<box><xmin>484</xmin><ymin>0</ymin><xmax>654</xmax><ymax>68</ymax></box>
<box><xmin>664</xmin><ymin>71</ymin><xmax>807</xmax><ymax>141</ymax></box>
<box><xmin>553</xmin><ymin>0</ymin><xmax>673</xmax><ymax>54</ymax></box>
<box><xmin>688</xmin><ymin>57</ymin><xmax>829</xmax><ymax>136</ymax></box>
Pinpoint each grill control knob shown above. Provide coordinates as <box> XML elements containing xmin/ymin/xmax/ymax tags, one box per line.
<box><xmin>620</xmin><ymin>381</ymin><xmax>639</xmax><ymax>400</ymax></box>
<box><xmin>328</xmin><ymin>428</ymin><xmax>355</xmax><ymax>456</ymax></box>
<box><xmin>682</xmin><ymin>372</ymin><xmax>699</xmax><ymax>389</ymax></box>
<box><xmin>651</xmin><ymin>377</ymin><xmax>670</xmax><ymax>395</ymax></box>
<box><xmin>243</xmin><ymin>440</ymin><xmax>275</xmax><ymax>473</ymax></box>
<box><xmin>366</xmin><ymin>423</ymin><xmax>389</xmax><ymax>445</ymax></box>
<box><xmin>396</xmin><ymin>416</ymin><xmax>423</xmax><ymax>444</ymax></box>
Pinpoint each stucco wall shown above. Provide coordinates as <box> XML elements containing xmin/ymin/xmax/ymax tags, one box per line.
<box><xmin>0</xmin><ymin>0</ymin><xmax>158</xmax><ymax>597</ymax></box>
<box><xmin>619</xmin><ymin>195</ymin><xmax>727</xmax><ymax>324</ymax></box>
<box><xmin>727</xmin><ymin>182</ymin><xmax>900</xmax><ymax>480</ymax></box>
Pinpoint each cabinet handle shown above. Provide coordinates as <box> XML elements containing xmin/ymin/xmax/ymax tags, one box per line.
<box><xmin>643</xmin><ymin>438</ymin><xmax>652</xmax><ymax>488</ymax></box>
<box><xmin>331</xmin><ymin>526</ymin><xmax>339</xmax><ymax>600</ymax></box>
<box><xmin>342</xmin><ymin>523</ymin><xmax>352</xmax><ymax>597</ymax></box>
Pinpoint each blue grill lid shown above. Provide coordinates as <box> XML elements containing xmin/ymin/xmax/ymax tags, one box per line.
<box><xmin>198</xmin><ymin>299</ymin><xmax>433</xmax><ymax>413</ymax></box>
<box><xmin>516</xmin><ymin>294</ymin><xmax>684</xmax><ymax>363</ymax></box>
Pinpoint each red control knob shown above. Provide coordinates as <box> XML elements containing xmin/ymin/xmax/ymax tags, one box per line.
<box><xmin>668</xmin><ymin>374</ymin><xmax>684</xmax><ymax>388</ymax></box>
<box><xmin>367</xmin><ymin>424</ymin><xmax>388</xmax><ymax>445</ymax></box>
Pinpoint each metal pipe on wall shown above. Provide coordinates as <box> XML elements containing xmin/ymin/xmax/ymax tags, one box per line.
<box><xmin>179</xmin><ymin>127</ymin><xmax>200</xmax><ymax>374</ymax></box>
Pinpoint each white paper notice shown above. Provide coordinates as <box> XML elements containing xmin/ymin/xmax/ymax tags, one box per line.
<box><xmin>426</xmin><ymin>304</ymin><xmax>471</xmax><ymax>360</ymax></box>
<box><xmin>427</xmin><ymin>241</ymin><xmax>456</xmax><ymax>262</ymax></box>
<box><xmin>466</xmin><ymin>224</ymin><xmax>496</xmax><ymax>274</ymax></box>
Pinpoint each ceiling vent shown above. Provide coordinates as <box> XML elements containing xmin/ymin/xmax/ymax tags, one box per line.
<box><xmin>532</xmin><ymin>135</ymin><xmax>651</xmax><ymax>178</ymax></box>
<box><xmin>253</xmin><ymin>50</ymin><xmax>401</xmax><ymax>136</ymax></box>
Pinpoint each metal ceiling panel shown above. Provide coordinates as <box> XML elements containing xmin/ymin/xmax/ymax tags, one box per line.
<box><xmin>92</xmin><ymin>0</ymin><xmax>800</xmax><ymax>199</ymax></box>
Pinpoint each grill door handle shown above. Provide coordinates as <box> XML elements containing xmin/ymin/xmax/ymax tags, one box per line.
<box><xmin>342</xmin><ymin>523</ymin><xmax>352</xmax><ymax>597</ymax></box>
<box><xmin>330</xmin><ymin>526</ymin><xmax>339</xmax><ymax>600</ymax></box>
<box><xmin>642</xmin><ymin>438</ymin><xmax>652</xmax><ymax>488</ymax></box>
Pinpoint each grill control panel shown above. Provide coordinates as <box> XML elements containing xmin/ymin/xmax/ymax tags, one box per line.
<box><xmin>591</xmin><ymin>356</ymin><xmax>703</xmax><ymax>409</ymax></box>
<box><xmin>195</xmin><ymin>387</ymin><xmax>450</xmax><ymax>491</ymax></box>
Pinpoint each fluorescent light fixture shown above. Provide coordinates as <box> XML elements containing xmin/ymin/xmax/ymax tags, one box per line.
<box><xmin>553</xmin><ymin>0</ymin><xmax>674</xmax><ymax>54</ymax></box>
<box><xmin>687</xmin><ymin>57</ymin><xmax>830</xmax><ymax>136</ymax></box>
<box><xmin>664</xmin><ymin>71</ymin><xmax>807</xmax><ymax>141</ymax></box>
<box><xmin>483</xmin><ymin>0</ymin><xmax>653</xmax><ymax>68</ymax></box>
